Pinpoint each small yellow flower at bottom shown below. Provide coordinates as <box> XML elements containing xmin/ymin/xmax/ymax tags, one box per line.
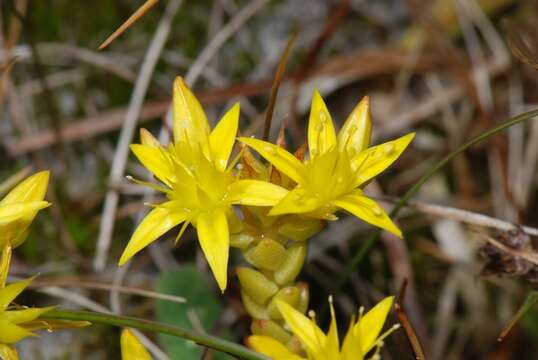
<box><xmin>121</xmin><ymin>329</ymin><xmax>153</xmax><ymax>360</ymax></box>
<box><xmin>248</xmin><ymin>296</ymin><xmax>398</xmax><ymax>360</ymax></box>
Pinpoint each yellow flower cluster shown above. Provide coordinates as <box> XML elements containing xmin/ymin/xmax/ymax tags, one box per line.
<box><xmin>121</xmin><ymin>77</ymin><xmax>414</xmax><ymax>294</ymax></box>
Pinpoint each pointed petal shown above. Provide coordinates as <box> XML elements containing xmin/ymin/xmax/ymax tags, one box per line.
<box><xmin>119</xmin><ymin>207</ymin><xmax>190</xmax><ymax>265</ymax></box>
<box><xmin>121</xmin><ymin>329</ymin><xmax>153</xmax><ymax>360</ymax></box>
<box><xmin>247</xmin><ymin>335</ymin><xmax>305</xmax><ymax>360</ymax></box>
<box><xmin>276</xmin><ymin>301</ymin><xmax>325</xmax><ymax>355</ymax></box>
<box><xmin>139</xmin><ymin>128</ymin><xmax>161</xmax><ymax>147</ymax></box>
<box><xmin>0</xmin><ymin>171</ymin><xmax>49</xmax><ymax>205</ymax></box>
<box><xmin>0</xmin><ymin>319</ymin><xmax>35</xmax><ymax>344</ymax></box>
<box><xmin>0</xmin><ymin>244</ymin><xmax>12</xmax><ymax>288</ymax></box>
<box><xmin>172</xmin><ymin>77</ymin><xmax>210</xmax><ymax>151</ymax></box>
<box><xmin>130</xmin><ymin>144</ymin><xmax>175</xmax><ymax>187</ymax></box>
<box><xmin>338</xmin><ymin>96</ymin><xmax>371</xmax><ymax>154</ymax></box>
<box><xmin>4</xmin><ymin>307</ymin><xmax>54</xmax><ymax>325</ymax></box>
<box><xmin>209</xmin><ymin>103</ymin><xmax>239</xmax><ymax>171</ymax></box>
<box><xmin>326</xmin><ymin>298</ymin><xmax>340</xmax><ymax>356</ymax></box>
<box><xmin>227</xmin><ymin>180</ymin><xmax>288</xmax><ymax>206</ymax></box>
<box><xmin>354</xmin><ymin>296</ymin><xmax>394</xmax><ymax>354</ymax></box>
<box><xmin>0</xmin><ymin>201</ymin><xmax>51</xmax><ymax>224</ymax></box>
<box><xmin>352</xmin><ymin>133</ymin><xmax>415</xmax><ymax>187</ymax></box>
<box><xmin>0</xmin><ymin>344</ymin><xmax>20</xmax><ymax>360</ymax></box>
<box><xmin>308</xmin><ymin>90</ymin><xmax>336</xmax><ymax>158</ymax></box>
<box><xmin>196</xmin><ymin>210</ymin><xmax>229</xmax><ymax>292</ymax></box>
<box><xmin>332</xmin><ymin>191</ymin><xmax>402</xmax><ymax>237</ymax></box>
<box><xmin>269</xmin><ymin>188</ymin><xmax>323</xmax><ymax>216</ymax></box>
<box><xmin>239</xmin><ymin>137</ymin><xmax>306</xmax><ymax>184</ymax></box>
<box><xmin>0</xmin><ymin>278</ymin><xmax>33</xmax><ymax>311</ymax></box>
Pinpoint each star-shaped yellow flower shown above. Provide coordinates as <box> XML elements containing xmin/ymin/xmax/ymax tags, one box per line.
<box><xmin>240</xmin><ymin>91</ymin><xmax>414</xmax><ymax>237</ymax></box>
<box><xmin>248</xmin><ymin>296</ymin><xmax>398</xmax><ymax>360</ymax></box>
<box><xmin>0</xmin><ymin>171</ymin><xmax>50</xmax><ymax>249</ymax></box>
<box><xmin>119</xmin><ymin>77</ymin><xmax>288</xmax><ymax>291</ymax></box>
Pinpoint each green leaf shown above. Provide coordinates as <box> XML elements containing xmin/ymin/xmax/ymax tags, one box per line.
<box><xmin>155</xmin><ymin>266</ymin><xmax>233</xmax><ymax>360</ymax></box>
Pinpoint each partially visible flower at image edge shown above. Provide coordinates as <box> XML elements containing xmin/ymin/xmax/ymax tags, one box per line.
<box><xmin>121</xmin><ymin>329</ymin><xmax>152</xmax><ymax>360</ymax></box>
<box><xmin>0</xmin><ymin>171</ymin><xmax>51</xmax><ymax>249</ymax></box>
<box><xmin>119</xmin><ymin>77</ymin><xmax>288</xmax><ymax>291</ymax></box>
<box><xmin>240</xmin><ymin>91</ymin><xmax>414</xmax><ymax>238</ymax></box>
<box><xmin>0</xmin><ymin>275</ymin><xmax>54</xmax><ymax>359</ymax></box>
<box><xmin>248</xmin><ymin>296</ymin><xmax>398</xmax><ymax>360</ymax></box>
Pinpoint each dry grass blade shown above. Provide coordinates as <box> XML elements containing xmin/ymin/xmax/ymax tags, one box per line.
<box><xmin>395</xmin><ymin>279</ymin><xmax>427</xmax><ymax>360</ymax></box>
<box><xmin>98</xmin><ymin>0</ymin><xmax>160</xmax><ymax>50</ymax></box>
<box><xmin>262</xmin><ymin>32</ymin><xmax>297</xmax><ymax>141</ymax></box>
<box><xmin>29</xmin><ymin>279</ymin><xmax>186</xmax><ymax>304</ymax></box>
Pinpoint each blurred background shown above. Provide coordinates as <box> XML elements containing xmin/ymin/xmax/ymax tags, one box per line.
<box><xmin>1</xmin><ymin>0</ymin><xmax>538</xmax><ymax>359</ymax></box>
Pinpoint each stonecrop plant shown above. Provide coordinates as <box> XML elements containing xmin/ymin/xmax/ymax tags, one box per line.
<box><xmin>116</xmin><ymin>78</ymin><xmax>412</xmax><ymax>358</ymax></box>
<box><xmin>1</xmin><ymin>77</ymin><xmax>413</xmax><ymax>360</ymax></box>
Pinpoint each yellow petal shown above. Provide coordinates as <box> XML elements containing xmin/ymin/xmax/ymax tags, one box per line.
<box><xmin>247</xmin><ymin>335</ymin><xmax>305</xmax><ymax>360</ymax></box>
<box><xmin>269</xmin><ymin>188</ymin><xmax>323</xmax><ymax>216</ymax></box>
<box><xmin>172</xmin><ymin>77</ymin><xmax>210</xmax><ymax>152</ymax></box>
<box><xmin>130</xmin><ymin>144</ymin><xmax>175</xmax><ymax>187</ymax></box>
<box><xmin>4</xmin><ymin>306</ymin><xmax>54</xmax><ymax>325</ymax></box>
<box><xmin>276</xmin><ymin>301</ymin><xmax>325</xmax><ymax>355</ymax></box>
<box><xmin>0</xmin><ymin>171</ymin><xmax>49</xmax><ymax>205</ymax></box>
<box><xmin>209</xmin><ymin>103</ymin><xmax>239</xmax><ymax>171</ymax></box>
<box><xmin>139</xmin><ymin>128</ymin><xmax>161</xmax><ymax>147</ymax></box>
<box><xmin>226</xmin><ymin>180</ymin><xmax>288</xmax><ymax>206</ymax></box>
<box><xmin>0</xmin><ymin>201</ymin><xmax>51</xmax><ymax>225</ymax></box>
<box><xmin>308</xmin><ymin>90</ymin><xmax>336</xmax><ymax>158</ymax></box>
<box><xmin>337</xmin><ymin>96</ymin><xmax>371</xmax><ymax>154</ymax></box>
<box><xmin>0</xmin><ymin>319</ymin><xmax>35</xmax><ymax>344</ymax></box>
<box><xmin>354</xmin><ymin>296</ymin><xmax>394</xmax><ymax>355</ymax></box>
<box><xmin>119</xmin><ymin>207</ymin><xmax>190</xmax><ymax>265</ymax></box>
<box><xmin>121</xmin><ymin>329</ymin><xmax>153</xmax><ymax>360</ymax></box>
<box><xmin>239</xmin><ymin>137</ymin><xmax>306</xmax><ymax>184</ymax></box>
<box><xmin>0</xmin><ymin>278</ymin><xmax>33</xmax><ymax>311</ymax></box>
<box><xmin>352</xmin><ymin>133</ymin><xmax>415</xmax><ymax>187</ymax></box>
<box><xmin>0</xmin><ymin>344</ymin><xmax>20</xmax><ymax>360</ymax></box>
<box><xmin>332</xmin><ymin>191</ymin><xmax>402</xmax><ymax>237</ymax></box>
<box><xmin>196</xmin><ymin>209</ymin><xmax>229</xmax><ymax>292</ymax></box>
<box><xmin>326</xmin><ymin>298</ymin><xmax>340</xmax><ymax>356</ymax></box>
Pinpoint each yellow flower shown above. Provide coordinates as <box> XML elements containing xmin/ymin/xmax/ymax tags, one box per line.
<box><xmin>240</xmin><ymin>91</ymin><xmax>414</xmax><ymax>237</ymax></box>
<box><xmin>121</xmin><ymin>329</ymin><xmax>152</xmax><ymax>360</ymax></box>
<box><xmin>248</xmin><ymin>296</ymin><xmax>398</xmax><ymax>360</ymax></box>
<box><xmin>119</xmin><ymin>77</ymin><xmax>288</xmax><ymax>291</ymax></box>
<box><xmin>0</xmin><ymin>171</ymin><xmax>50</xmax><ymax>249</ymax></box>
<box><xmin>0</xmin><ymin>276</ymin><xmax>53</xmax><ymax>351</ymax></box>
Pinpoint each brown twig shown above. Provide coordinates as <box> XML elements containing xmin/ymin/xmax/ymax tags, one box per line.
<box><xmin>395</xmin><ymin>279</ymin><xmax>427</xmax><ymax>360</ymax></box>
